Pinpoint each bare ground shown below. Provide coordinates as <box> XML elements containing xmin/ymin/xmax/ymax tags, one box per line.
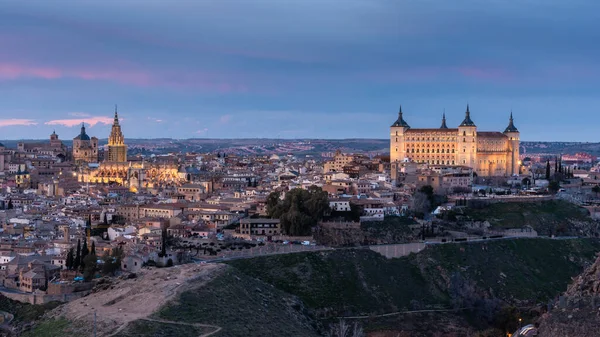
<box><xmin>47</xmin><ymin>263</ymin><xmax>225</xmax><ymax>337</ymax></box>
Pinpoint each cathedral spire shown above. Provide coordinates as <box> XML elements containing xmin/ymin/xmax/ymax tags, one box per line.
<box><xmin>114</xmin><ymin>104</ymin><xmax>119</xmax><ymax>125</ymax></box>
<box><xmin>440</xmin><ymin>111</ymin><xmax>448</xmax><ymax>129</ymax></box>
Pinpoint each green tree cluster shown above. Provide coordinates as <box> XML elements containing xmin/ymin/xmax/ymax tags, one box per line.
<box><xmin>267</xmin><ymin>186</ymin><xmax>330</xmax><ymax>236</ymax></box>
<box><xmin>102</xmin><ymin>246</ymin><xmax>124</xmax><ymax>276</ymax></box>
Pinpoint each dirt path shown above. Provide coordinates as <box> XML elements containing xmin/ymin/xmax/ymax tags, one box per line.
<box><xmin>139</xmin><ymin>317</ymin><xmax>222</xmax><ymax>337</ymax></box>
<box><xmin>50</xmin><ymin>263</ymin><xmax>226</xmax><ymax>336</ymax></box>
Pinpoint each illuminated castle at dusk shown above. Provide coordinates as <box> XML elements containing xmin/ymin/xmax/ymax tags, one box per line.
<box><xmin>390</xmin><ymin>105</ymin><xmax>520</xmax><ymax>176</ymax></box>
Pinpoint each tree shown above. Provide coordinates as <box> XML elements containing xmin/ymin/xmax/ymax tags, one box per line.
<box><xmin>66</xmin><ymin>248</ymin><xmax>74</xmax><ymax>270</ymax></box>
<box><xmin>103</xmin><ymin>213</ymin><xmax>108</xmax><ymax>225</ymax></box>
<box><xmin>91</xmin><ymin>241</ymin><xmax>96</xmax><ymax>256</ymax></box>
<box><xmin>592</xmin><ymin>185</ymin><xmax>600</xmax><ymax>197</ymax></box>
<box><xmin>545</xmin><ymin>160</ymin><xmax>551</xmax><ymax>180</ymax></box>
<box><xmin>548</xmin><ymin>180</ymin><xmax>560</xmax><ymax>194</ymax></box>
<box><xmin>411</xmin><ymin>192</ymin><xmax>431</xmax><ymax>216</ymax></box>
<box><xmin>7</xmin><ymin>199</ymin><xmax>13</xmax><ymax>210</ymax></box>
<box><xmin>267</xmin><ymin>186</ymin><xmax>330</xmax><ymax>236</ymax></box>
<box><xmin>419</xmin><ymin>185</ymin><xmax>436</xmax><ymax>206</ymax></box>
<box><xmin>81</xmin><ymin>240</ymin><xmax>89</xmax><ymax>271</ymax></box>
<box><xmin>74</xmin><ymin>239</ymin><xmax>81</xmax><ymax>271</ymax></box>
<box><xmin>82</xmin><ymin>253</ymin><xmax>97</xmax><ymax>282</ymax></box>
<box><xmin>328</xmin><ymin>320</ymin><xmax>364</xmax><ymax>337</ymax></box>
<box><xmin>102</xmin><ymin>246</ymin><xmax>123</xmax><ymax>276</ymax></box>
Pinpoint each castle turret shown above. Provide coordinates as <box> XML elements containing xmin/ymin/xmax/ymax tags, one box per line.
<box><xmin>457</xmin><ymin>104</ymin><xmax>477</xmax><ymax>168</ymax></box>
<box><xmin>503</xmin><ymin>111</ymin><xmax>520</xmax><ymax>175</ymax></box>
<box><xmin>390</xmin><ymin>105</ymin><xmax>410</xmax><ymax>163</ymax></box>
<box><xmin>440</xmin><ymin>112</ymin><xmax>448</xmax><ymax>129</ymax></box>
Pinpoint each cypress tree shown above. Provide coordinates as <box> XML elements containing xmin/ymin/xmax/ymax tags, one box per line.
<box><xmin>103</xmin><ymin>213</ymin><xmax>108</xmax><ymax>225</ymax></box>
<box><xmin>81</xmin><ymin>240</ymin><xmax>89</xmax><ymax>271</ymax></box>
<box><xmin>545</xmin><ymin>160</ymin><xmax>551</xmax><ymax>180</ymax></box>
<box><xmin>74</xmin><ymin>239</ymin><xmax>81</xmax><ymax>270</ymax></box>
<box><xmin>66</xmin><ymin>248</ymin><xmax>74</xmax><ymax>270</ymax></box>
<box><xmin>7</xmin><ymin>199</ymin><xmax>13</xmax><ymax>210</ymax></box>
<box><xmin>555</xmin><ymin>157</ymin><xmax>558</xmax><ymax>173</ymax></box>
<box><xmin>91</xmin><ymin>241</ymin><xmax>96</xmax><ymax>256</ymax></box>
<box><xmin>559</xmin><ymin>157</ymin><xmax>563</xmax><ymax>173</ymax></box>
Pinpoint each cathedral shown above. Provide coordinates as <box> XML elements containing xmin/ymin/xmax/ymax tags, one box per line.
<box><xmin>77</xmin><ymin>106</ymin><xmax>186</xmax><ymax>189</ymax></box>
<box><xmin>390</xmin><ymin>105</ymin><xmax>520</xmax><ymax>177</ymax></box>
<box><xmin>106</xmin><ymin>106</ymin><xmax>127</xmax><ymax>162</ymax></box>
<box><xmin>72</xmin><ymin>124</ymin><xmax>99</xmax><ymax>163</ymax></box>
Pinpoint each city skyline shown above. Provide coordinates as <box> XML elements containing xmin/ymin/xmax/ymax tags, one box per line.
<box><xmin>1</xmin><ymin>1</ymin><xmax>600</xmax><ymax>141</ymax></box>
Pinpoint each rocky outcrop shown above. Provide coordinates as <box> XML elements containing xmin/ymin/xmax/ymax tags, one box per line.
<box><xmin>537</xmin><ymin>254</ymin><xmax>600</xmax><ymax>336</ymax></box>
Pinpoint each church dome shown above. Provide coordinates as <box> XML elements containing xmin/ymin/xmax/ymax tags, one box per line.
<box><xmin>75</xmin><ymin>124</ymin><xmax>91</xmax><ymax>141</ymax></box>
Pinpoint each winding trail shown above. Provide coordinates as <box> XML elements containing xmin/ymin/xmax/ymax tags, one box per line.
<box><xmin>139</xmin><ymin>317</ymin><xmax>222</xmax><ymax>337</ymax></box>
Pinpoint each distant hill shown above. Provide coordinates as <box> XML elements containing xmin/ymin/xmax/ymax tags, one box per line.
<box><xmin>3</xmin><ymin>138</ymin><xmax>599</xmax><ymax>157</ymax></box>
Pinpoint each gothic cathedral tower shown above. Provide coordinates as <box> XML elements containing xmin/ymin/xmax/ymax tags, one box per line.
<box><xmin>107</xmin><ymin>105</ymin><xmax>127</xmax><ymax>163</ymax></box>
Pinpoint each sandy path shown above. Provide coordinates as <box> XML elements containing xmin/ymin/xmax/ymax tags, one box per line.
<box><xmin>50</xmin><ymin>263</ymin><xmax>225</xmax><ymax>336</ymax></box>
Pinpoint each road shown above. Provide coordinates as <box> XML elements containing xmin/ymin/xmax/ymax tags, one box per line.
<box><xmin>192</xmin><ymin>235</ymin><xmax>585</xmax><ymax>263</ymax></box>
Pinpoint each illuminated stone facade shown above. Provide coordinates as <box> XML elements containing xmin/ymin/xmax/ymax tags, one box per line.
<box><xmin>390</xmin><ymin>105</ymin><xmax>520</xmax><ymax>176</ymax></box>
<box><xmin>76</xmin><ymin>106</ymin><xmax>187</xmax><ymax>189</ymax></box>
<box><xmin>79</xmin><ymin>162</ymin><xmax>184</xmax><ymax>189</ymax></box>
<box><xmin>72</xmin><ymin>124</ymin><xmax>98</xmax><ymax>164</ymax></box>
<box><xmin>106</xmin><ymin>106</ymin><xmax>127</xmax><ymax>163</ymax></box>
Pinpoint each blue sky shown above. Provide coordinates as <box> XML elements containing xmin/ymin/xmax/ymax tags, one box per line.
<box><xmin>1</xmin><ymin>0</ymin><xmax>599</xmax><ymax>141</ymax></box>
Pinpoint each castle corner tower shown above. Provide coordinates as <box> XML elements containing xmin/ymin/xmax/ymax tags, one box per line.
<box><xmin>457</xmin><ymin>104</ymin><xmax>477</xmax><ymax>168</ymax></box>
<box><xmin>107</xmin><ymin>105</ymin><xmax>127</xmax><ymax>163</ymax></box>
<box><xmin>390</xmin><ymin>105</ymin><xmax>410</xmax><ymax>163</ymax></box>
<box><xmin>503</xmin><ymin>111</ymin><xmax>520</xmax><ymax>175</ymax></box>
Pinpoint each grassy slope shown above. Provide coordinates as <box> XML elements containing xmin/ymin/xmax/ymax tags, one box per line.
<box><xmin>0</xmin><ymin>296</ymin><xmax>60</xmax><ymax>324</ymax></box>
<box><xmin>155</xmin><ymin>268</ymin><xmax>321</xmax><ymax>337</ymax></box>
<box><xmin>229</xmin><ymin>249</ymin><xmax>437</xmax><ymax>317</ymax></box>
<box><xmin>464</xmin><ymin>200</ymin><xmax>591</xmax><ymax>235</ymax></box>
<box><xmin>228</xmin><ymin>238</ymin><xmax>600</xmax><ymax>317</ymax></box>
<box><xmin>113</xmin><ymin>320</ymin><xmax>211</xmax><ymax>337</ymax></box>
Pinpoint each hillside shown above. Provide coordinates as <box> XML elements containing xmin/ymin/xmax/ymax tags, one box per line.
<box><xmin>536</xmin><ymin>254</ymin><xmax>600</xmax><ymax>336</ymax></box>
<box><xmin>15</xmin><ymin>238</ymin><xmax>600</xmax><ymax>337</ymax></box>
<box><xmin>21</xmin><ymin>264</ymin><xmax>320</xmax><ymax>337</ymax></box>
<box><xmin>228</xmin><ymin>238</ymin><xmax>600</xmax><ymax>335</ymax></box>
<box><xmin>460</xmin><ymin>200</ymin><xmax>597</xmax><ymax>236</ymax></box>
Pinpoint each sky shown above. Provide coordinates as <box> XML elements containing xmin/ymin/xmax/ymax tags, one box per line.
<box><xmin>1</xmin><ymin>0</ymin><xmax>600</xmax><ymax>141</ymax></box>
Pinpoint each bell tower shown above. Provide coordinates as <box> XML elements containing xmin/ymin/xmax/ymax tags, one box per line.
<box><xmin>107</xmin><ymin>105</ymin><xmax>128</xmax><ymax>162</ymax></box>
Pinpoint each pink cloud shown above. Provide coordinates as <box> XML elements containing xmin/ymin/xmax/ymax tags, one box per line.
<box><xmin>455</xmin><ymin>66</ymin><xmax>512</xmax><ymax>81</ymax></box>
<box><xmin>0</xmin><ymin>119</ymin><xmax>38</xmax><ymax>127</ymax></box>
<box><xmin>45</xmin><ymin>116</ymin><xmax>114</xmax><ymax>127</ymax></box>
<box><xmin>219</xmin><ymin>115</ymin><xmax>232</xmax><ymax>124</ymax></box>
<box><xmin>69</xmin><ymin>112</ymin><xmax>91</xmax><ymax>117</ymax></box>
<box><xmin>0</xmin><ymin>61</ymin><xmax>247</xmax><ymax>93</ymax></box>
<box><xmin>196</xmin><ymin>128</ymin><xmax>209</xmax><ymax>135</ymax></box>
